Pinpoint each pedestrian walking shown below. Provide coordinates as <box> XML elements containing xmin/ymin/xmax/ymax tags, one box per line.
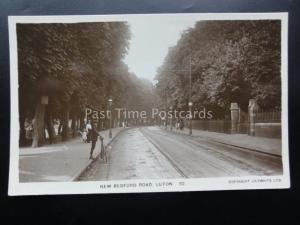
<box><xmin>80</xmin><ymin>128</ymin><xmax>87</xmax><ymax>143</ymax></box>
<box><xmin>179</xmin><ymin>119</ymin><xmax>184</xmax><ymax>130</ymax></box>
<box><xmin>89</xmin><ymin>122</ymin><xmax>99</xmax><ymax>159</ymax></box>
<box><xmin>176</xmin><ymin>119</ymin><xmax>180</xmax><ymax>130</ymax></box>
<box><xmin>86</xmin><ymin>120</ymin><xmax>92</xmax><ymax>143</ymax></box>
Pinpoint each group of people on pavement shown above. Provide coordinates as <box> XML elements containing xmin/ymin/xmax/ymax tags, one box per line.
<box><xmin>162</xmin><ymin>118</ymin><xmax>184</xmax><ymax>130</ymax></box>
<box><xmin>176</xmin><ymin>119</ymin><xmax>185</xmax><ymax>130</ymax></box>
<box><xmin>79</xmin><ymin>120</ymin><xmax>104</xmax><ymax>160</ymax></box>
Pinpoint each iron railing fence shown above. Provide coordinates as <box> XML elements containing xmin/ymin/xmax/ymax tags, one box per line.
<box><xmin>183</xmin><ymin>109</ymin><xmax>281</xmax><ymax>134</ymax></box>
<box><xmin>254</xmin><ymin>109</ymin><xmax>281</xmax><ymax>123</ymax></box>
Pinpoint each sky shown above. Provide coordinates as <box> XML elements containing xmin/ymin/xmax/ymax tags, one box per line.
<box><xmin>123</xmin><ymin>17</ymin><xmax>196</xmax><ymax>82</ymax></box>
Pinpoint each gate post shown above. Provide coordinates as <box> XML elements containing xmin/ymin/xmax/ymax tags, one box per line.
<box><xmin>230</xmin><ymin>103</ymin><xmax>239</xmax><ymax>134</ymax></box>
<box><xmin>248</xmin><ymin>99</ymin><xmax>257</xmax><ymax>136</ymax></box>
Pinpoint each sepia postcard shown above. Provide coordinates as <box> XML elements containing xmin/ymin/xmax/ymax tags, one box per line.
<box><xmin>8</xmin><ymin>13</ymin><xmax>290</xmax><ymax>195</ymax></box>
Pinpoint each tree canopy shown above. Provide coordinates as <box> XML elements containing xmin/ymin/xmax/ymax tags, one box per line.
<box><xmin>155</xmin><ymin>20</ymin><xmax>281</xmax><ymax>117</ymax></box>
<box><xmin>17</xmin><ymin>22</ymin><xmax>155</xmax><ymax>146</ymax></box>
<box><xmin>18</xmin><ymin>22</ymin><xmax>154</xmax><ymax>119</ymax></box>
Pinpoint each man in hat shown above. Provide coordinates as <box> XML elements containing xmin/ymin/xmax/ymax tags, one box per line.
<box><xmin>89</xmin><ymin>122</ymin><xmax>99</xmax><ymax>159</ymax></box>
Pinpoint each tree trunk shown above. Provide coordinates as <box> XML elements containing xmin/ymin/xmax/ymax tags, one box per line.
<box><xmin>61</xmin><ymin>109</ymin><xmax>69</xmax><ymax>141</ymax></box>
<box><xmin>45</xmin><ymin>107</ymin><xmax>55</xmax><ymax>144</ymax></box>
<box><xmin>32</xmin><ymin>102</ymin><xmax>46</xmax><ymax>147</ymax></box>
<box><xmin>71</xmin><ymin>114</ymin><xmax>77</xmax><ymax>138</ymax></box>
<box><xmin>79</xmin><ymin>112</ymin><xmax>85</xmax><ymax>130</ymax></box>
<box><xmin>58</xmin><ymin>119</ymin><xmax>63</xmax><ymax>135</ymax></box>
<box><xmin>19</xmin><ymin>114</ymin><xmax>26</xmax><ymax>146</ymax></box>
<box><xmin>77</xmin><ymin>118</ymin><xmax>80</xmax><ymax>130</ymax></box>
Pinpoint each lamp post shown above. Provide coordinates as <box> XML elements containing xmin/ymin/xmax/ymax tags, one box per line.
<box><xmin>159</xmin><ymin>51</ymin><xmax>194</xmax><ymax>134</ymax></box>
<box><xmin>108</xmin><ymin>98</ymin><xmax>113</xmax><ymax>138</ymax></box>
<box><xmin>188</xmin><ymin>52</ymin><xmax>193</xmax><ymax>136</ymax></box>
<box><xmin>188</xmin><ymin>101</ymin><xmax>193</xmax><ymax>135</ymax></box>
<box><xmin>165</xmin><ymin>88</ymin><xmax>168</xmax><ymax>130</ymax></box>
<box><xmin>169</xmin><ymin>106</ymin><xmax>173</xmax><ymax>131</ymax></box>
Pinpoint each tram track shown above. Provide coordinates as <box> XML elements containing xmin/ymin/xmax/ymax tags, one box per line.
<box><xmin>140</xmin><ymin>128</ymin><xmax>189</xmax><ymax>178</ymax></box>
<box><xmin>140</xmin><ymin>126</ymin><xmax>282</xmax><ymax>177</ymax></box>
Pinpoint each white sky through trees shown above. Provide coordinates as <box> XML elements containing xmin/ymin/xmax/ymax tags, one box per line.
<box><xmin>123</xmin><ymin>17</ymin><xmax>195</xmax><ymax>82</ymax></box>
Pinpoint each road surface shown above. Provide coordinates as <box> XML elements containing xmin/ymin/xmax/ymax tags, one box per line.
<box><xmin>78</xmin><ymin>126</ymin><xmax>282</xmax><ymax>181</ymax></box>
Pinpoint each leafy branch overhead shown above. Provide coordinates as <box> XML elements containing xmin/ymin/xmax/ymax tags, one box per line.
<box><xmin>18</xmin><ymin>22</ymin><xmax>154</xmax><ymax>117</ymax></box>
<box><xmin>155</xmin><ymin>20</ymin><xmax>281</xmax><ymax>116</ymax></box>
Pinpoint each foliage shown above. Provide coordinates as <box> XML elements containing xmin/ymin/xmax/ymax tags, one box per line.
<box><xmin>18</xmin><ymin>22</ymin><xmax>155</xmax><ymax>146</ymax></box>
<box><xmin>17</xmin><ymin>22</ymin><xmax>153</xmax><ymax>118</ymax></box>
<box><xmin>155</xmin><ymin>20</ymin><xmax>281</xmax><ymax>117</ymax></box>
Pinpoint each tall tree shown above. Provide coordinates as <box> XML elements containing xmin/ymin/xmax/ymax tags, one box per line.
<box><xmin>155</xmin><ymin>20</ymin><xmax>281</xmax><ymax>117</ymax></box>
<box><xmin>17</xmin><ymin>22</ymin><xmax>131</xmax><ymax>146</ymax></box>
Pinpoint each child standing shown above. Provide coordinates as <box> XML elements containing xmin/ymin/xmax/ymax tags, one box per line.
<box><xmin>80</xmin><ymin>129</ymin><xmax>87</xmax><ymax>143</ymax></box>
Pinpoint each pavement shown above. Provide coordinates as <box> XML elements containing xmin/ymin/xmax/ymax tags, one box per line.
<box><xmin>19</xmin><ymin>127</ymin><xmax>125</xmax><ymax>182</ymax></box>
<box><xmin>80</xmin><ymin>127</ymin><xmax>282</xmax><ymax>181</ymax></box>
<box><xmin>79</xmin><ymin>127</ymin><xmax>182</xmax><ymax>181</ymax></box>
<box><xmin>19</xmin><ymin>125</ymin><xmax>282</xmax><ymax>182</ymax></box>
<box><xmin>164</xmin><ymin>126</ymin><xmax>282</xmax><ymax>156</ymax></box>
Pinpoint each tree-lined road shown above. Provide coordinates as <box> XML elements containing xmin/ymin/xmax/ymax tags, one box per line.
<box><xmin>79</xmin><ymin>127</ymin><xmax>282</xmax><ymax>181</ymax></box>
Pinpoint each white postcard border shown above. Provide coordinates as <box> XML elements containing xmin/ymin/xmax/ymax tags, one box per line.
<box><xmin>8</xmin><ymin>13</ymin><xmax>290</xmax><ymax>196</ymax></box>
